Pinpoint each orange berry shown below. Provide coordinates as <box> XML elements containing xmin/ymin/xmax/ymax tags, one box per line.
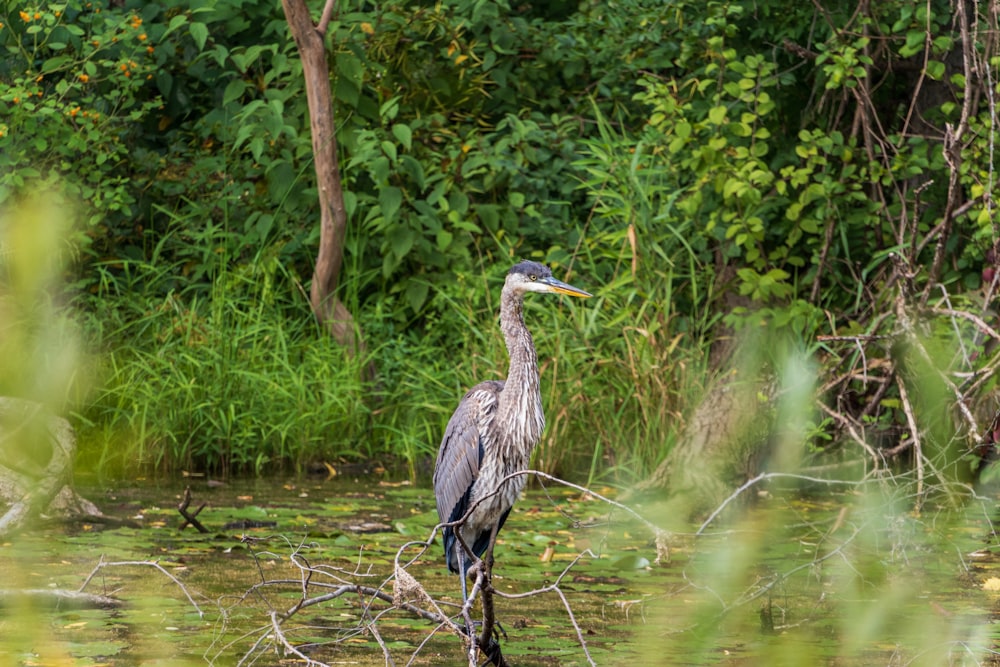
<box><xmin>78</xmin><ymin>73</ymin><xmax>89</xmax><ymax>83</ymax></box>
<box><xmin>12</xmin><ymin>97</ymin><xmax>19</xmax><ymax>104</ymax></box>
<box><xmin>138</xmin><ymin>34</ymin><xmax>146</xmax><ymax>41</ymax></box>
<box><xmin>33</xmin><ymin>12</ymin><xmax>41</xmax><ymax>19</ymax></box>
<box><xmin>146</xmin><ymin>46</ymin><xmax>154</xmax><ymax>54</ymax></box>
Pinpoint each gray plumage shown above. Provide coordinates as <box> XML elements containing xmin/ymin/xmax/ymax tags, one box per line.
<box><xmin>433</xmin><ymin>260</ymin><xmax>591</xmax><ymax>599</ymax></box>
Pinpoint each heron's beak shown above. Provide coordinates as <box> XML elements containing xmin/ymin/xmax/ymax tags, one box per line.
<box><xmin>541</xmin><ymin>276</ymin><xmax>592</xmax><ymax>298</ymax></box>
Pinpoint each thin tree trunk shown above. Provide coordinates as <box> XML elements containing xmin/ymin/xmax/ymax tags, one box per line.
<box><xmin>281</xmin><ymin>0</ymin><xmax>360</xmax><ymax>352</ymax></box>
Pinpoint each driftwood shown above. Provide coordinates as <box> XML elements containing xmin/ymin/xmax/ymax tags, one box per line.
<box><xmin>0</xmin><ymin>397</ymin><xmax>102</xmax><ymax>536</ymax></box>
<box><xmin>0</xmin><ymin>588</ymin><xmax>122</xmax><ymax>610</ymax></box>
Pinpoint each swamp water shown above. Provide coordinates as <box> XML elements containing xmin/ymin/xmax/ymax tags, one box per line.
<box><xmin>1</xmin><ymin>475</ymin><xmax>1000</xmax><ymax>666</ymax></box>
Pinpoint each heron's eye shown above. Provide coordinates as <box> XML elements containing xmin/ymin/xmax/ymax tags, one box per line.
<box><xmin>529</xmin><ymin>274</ymin><xmax>537</xmax><ymax>281</ymax></box>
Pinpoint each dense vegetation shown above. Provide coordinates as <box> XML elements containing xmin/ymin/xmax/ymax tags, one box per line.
<box><xmin>1</xmin><ymin>0</ymin><xmax>998</xmax><ymax>483</ymax></box>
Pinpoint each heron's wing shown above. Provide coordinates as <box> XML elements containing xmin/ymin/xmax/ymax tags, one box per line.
<box><xmin>433</xmin><ymin>380</ymin><xmax>504</xmax><ymax>526</ymax></box>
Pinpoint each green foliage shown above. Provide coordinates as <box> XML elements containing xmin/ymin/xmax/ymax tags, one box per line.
<box><xmin>2</xmin><ymin>0</ymin><xmax>991</xmax><ymax>478</ymax></box>
<box><xmin>0</xmin><ymin>1</ymin><xmax>160</xmax><ymax>240</ymax></box>
<box><xmin>81</xmin><ymin>249</ymin><xmax>372</xmax><ymax>475</ymax></box>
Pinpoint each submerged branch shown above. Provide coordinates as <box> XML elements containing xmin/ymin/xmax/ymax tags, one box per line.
<box><xmin>228</xmin><ymin>471</ymin><xmax>664</xmax><ymax>666</ymax></box>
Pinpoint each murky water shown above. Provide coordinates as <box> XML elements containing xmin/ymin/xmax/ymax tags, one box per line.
<box><xmin>1</xmin><ymin>475</ymin><xmax>999</xmax><ymax>666</ymax></box>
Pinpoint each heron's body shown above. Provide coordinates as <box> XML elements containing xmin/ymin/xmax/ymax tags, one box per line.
<box><xmin>432</xmin><ymin>260</ymin><xmax>591</xmax><ymax>596</ymax></box>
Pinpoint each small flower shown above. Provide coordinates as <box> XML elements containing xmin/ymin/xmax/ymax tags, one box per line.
<box><xmin>78</xmin><ymin>73</ymin><xmax>89</xmax><ymax>83</ymax></box>
<box><xmin>138</xmin><ymin>33</ymin><xmax>146</xmax><ymax>41</ymax></box>
<box><xmin>70</xmin><ymin>107</ymin><xmax>79</xmax><ymax>116</ymax></box>
<box><xmin>33</xmin><ymin>12</ymin><xmax>41</xmax><ymax>19</ymax></box>
<box><xmin>19</xmin><ymin>10</ymin><xmax>29</xmax><ymax>21</ymax></box>
<box><xmin>91</xmin><ymin>39</ymin><xmax>99</xmax><ymax>47</ymax></box>
<box><xmin>12</xmin><ymin>96</ymin><xmax>19</xmax><ymax>104</ymax></box>
<box><xmin>146</xmin><ymin>46</ymin><xmax>154</xmax><ymax>54</ymax></box>
<box><xmin>360</xmin><ymin>22</ymin><xmax>374</xmax><ymax>35</ymax></box>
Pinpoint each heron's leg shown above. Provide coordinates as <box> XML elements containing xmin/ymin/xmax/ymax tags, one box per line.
<box><xmin>478</xmin><ymin>521</ymin><xmax>503</xmax><ymax>652</ymax></box>
<box><xmin>460</xmin><ymin>552</ymin><xmax>469</xmax><ymax>605</ymax></box>
<box><xmin>458</xmin><ymin>552</ymin><xmax>480</xmax><ymax>642</ymax></box>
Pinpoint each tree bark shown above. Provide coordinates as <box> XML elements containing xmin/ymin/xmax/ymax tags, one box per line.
<box><xmin>0</xmin><ymin>397</ymin><xmax>101</xmax><ymax>537</ymax></box>
<box><xmin>281</xmin><ymin>0</ymin><xmax>360</xmax><ymax>352</ymax></box>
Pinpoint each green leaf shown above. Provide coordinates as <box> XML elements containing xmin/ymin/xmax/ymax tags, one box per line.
<box><xmin>223</xmin><ymin>79</ymin><xmax>246</xmax><ymax>106</ymax></box>
<box><xmin>380</xmin><ymin>140</ymin><xmax>397</xmax><ymax>163</ymax></box>
<box><xmin>41</xmin><ymin>56</ymin><xmax>71</xmax><ymax>73</ymax></box>
<box><xmin>708</xmin><ymin>106</ymin><xmax>727</xmax><ymax>125</ymax></box>
<box><xmin>392</xmin><ymin>124</ymin><xmax>412</xmax><ymax>151</ymax></box>
<box><xmin>379</xmin><ymin>186</ymin><xmax>403</xmax><ymax>221</ymax></box>
<box><xmin>405</xmin><ymin>279</ymin><xmax>428</xmax><ymax>313</ymax></box>
<box><xmin>925</xmin><ymin>60</ymin><xmax>945</xmax><ymax>81</ymax></box>
<box><xmin>162</xmin><ymin>14</ymin><xmax>188</xmax><ymax>39</ymax></box>
<box><xmin>189</xmin><ymin>22</ymin><xmax>209</xmax><ymax>51</ymax></box>
<box><xmin>390</xmin><ymin>228</ymin><xmax>415</xmax><ymax>259</ymax></box>
<box><xmin>436</xmin><ymin>229</ymin><xmax>453</xmax><ymax>251</ymax></box>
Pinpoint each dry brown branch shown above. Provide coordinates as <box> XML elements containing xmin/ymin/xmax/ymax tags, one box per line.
<box><xmin>816</xmin><ymin>402</ymin><xmax>881</xmax><ymax>468</ymax></box>
<box><xmin>220</xmin><ymin>471</ymin><xmax>666</xmax><ymax>666</ymax></box>
<box><xmin>896</xmin><ymin>379</ymin><xmax>925</xmax><ymax>504</ymax></box>
<box><xmin>0</xmin><ymin>588</ymin><xmax>122</xmax><ymax>609</ymax></box>
<box><xmin>78</xmin><ymin>557</ymin><xmax>205</xmax><ymax>617</ymax></box>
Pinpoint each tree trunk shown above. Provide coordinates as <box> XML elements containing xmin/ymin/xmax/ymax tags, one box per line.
<box><xmin>281</xmin><ymin>0</ymin><xmax>360</xmax><ymax>352</ymax></box>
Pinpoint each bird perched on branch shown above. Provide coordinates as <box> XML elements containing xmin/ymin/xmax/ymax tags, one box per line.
<box><xmin>433</xmin><ymin>260</ymin><xmax>592</xmax><ymax>602</ymax></box>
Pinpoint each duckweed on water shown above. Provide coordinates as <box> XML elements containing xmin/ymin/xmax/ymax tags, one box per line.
<box><xmin>2</xmin><ymin>477</ymin><xmax>1000</xmax><ymax>666</ymax></box>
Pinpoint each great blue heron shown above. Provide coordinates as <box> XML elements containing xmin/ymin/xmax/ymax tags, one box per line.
<box><xmin>433</xmin><ymin>260</ymin><xmax>592</xmax><ymax>603</ymax></box>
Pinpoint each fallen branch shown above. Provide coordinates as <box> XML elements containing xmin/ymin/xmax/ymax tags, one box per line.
<box><xmin>229</xmin><ymin>471</ymin><xmax>667</xmax><ymax>666</ymax></box>
<box><xmin>78</xmin><ymin>557</ymin><xmax>205</xmax><ymax>618</ymax></box>
<box><xmin>0</xmin><ymin>588</ymin><xmax>122</xmax><ymax>609</ymax></box>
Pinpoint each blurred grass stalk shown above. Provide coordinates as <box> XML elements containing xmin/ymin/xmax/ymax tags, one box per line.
<box><xmin>637</xmin><ymin>347</ymin><xmax>992</xmax><ymax>665</ymax></box>
<box><xmin>0</xmin><ymin>192</ymin><xmax>81</xmax><ymax>409</ymax></box>
<box><xmin>0</xmin><ymin>192</ymin><xmax>87</xmax><ymax>663</ymax></box>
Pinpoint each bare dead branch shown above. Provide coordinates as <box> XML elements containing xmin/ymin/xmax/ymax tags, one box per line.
<box><xmin>696</xmin><ymin>472</ymin><xmax>872</xmax><ymax>536</ymax></box>
<box><xmin>78</xmin><ymin>556</ymin><xmax>205</xmax><ymax>618</ymax></box>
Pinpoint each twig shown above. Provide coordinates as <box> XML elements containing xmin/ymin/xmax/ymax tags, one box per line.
<box><xmin>817</xmin><ymin>402</ymin><xmax>881</xmax><ymax>470</ymax></box>
<box><xmin>78</xmin><ymin>556</ymin><xmax>205</xmax><ymax>618</ymax></box>
<box><xmin>498</xmin><ymin>549</ymin><xmax>600</xmax><ymax>667</ymax></box>
<box><xmin>896</xmin><ymin>379</ymin><xmax>925</xmax><ymax>507</ymax></box>
<box><xmin>695</xmin><ymin>472</ymin><xmax>871</xmax><ymax>536</ymax></box>
<box><xmin>177</xmin><ymin>486</ymin><xmax>209</xmax><ymax>533</ymax></box>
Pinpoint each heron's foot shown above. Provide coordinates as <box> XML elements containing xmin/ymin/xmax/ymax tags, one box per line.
<box><xmin>478</xmin><ymin>636</ymin><xmax>506</xmax><ymax>667</ymax></box>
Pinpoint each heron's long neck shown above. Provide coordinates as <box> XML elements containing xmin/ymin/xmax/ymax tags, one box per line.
<box><xmin>497</xmin><ymin>287</ymin><xmax>545</xmax><ymax>455</ymax></box>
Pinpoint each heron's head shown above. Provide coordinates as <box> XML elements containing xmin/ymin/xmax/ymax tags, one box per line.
<box><xmin>505</xmin><ymin>260</ymin><xmax>592</xmax><ymax>298</ymax></box>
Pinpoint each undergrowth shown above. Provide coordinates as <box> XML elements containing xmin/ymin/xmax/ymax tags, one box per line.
<box><xmin>75</xmin><ymin>238</ymin><xmax>700</xmax><ymax>481</ymax></box>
